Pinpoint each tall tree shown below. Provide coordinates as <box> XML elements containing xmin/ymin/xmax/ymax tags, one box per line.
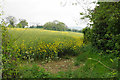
<box><xmin>6</xmin><ymin>16</ymin><xmax>16</xmax><ymax>27</ymax></box>
<box><xmin>19</xmin><ymin>19</ymin><xmax>28</xmax><ymax>28</ymax></box>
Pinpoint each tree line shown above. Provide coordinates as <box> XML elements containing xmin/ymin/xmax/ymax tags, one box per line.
<box><xmin>4</xmin><ymin>16</ymin><xmax>82</xmax><ymax>32</ymax></box>
<box><xmin>5</xmin><ymin>16</ymin><xmax>28</xmax><ymax>28</ymax></box>
<box><xmin>30</xmin><ymin>20</ymin><xmax>82</xmax><ymax>32</ymax></box>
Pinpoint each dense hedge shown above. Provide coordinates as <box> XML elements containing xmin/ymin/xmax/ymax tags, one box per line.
<box><xmin>82</xmin><ymin>2</ymin><xmax>120</xmax><ymax>55</ymax></box>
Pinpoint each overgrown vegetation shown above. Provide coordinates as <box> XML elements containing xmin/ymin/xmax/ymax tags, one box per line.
<box><xmin>1</xmin><ymin>1</ymin><xmax>120</xmax><ymax>79</ymax></box>
<box><xmin>15</xmin><ymin>44</ymin><xmax>117</xmax><ymax>78</ymax></box>
<box><xmin>80</xmin><ymin>1</ymin><xmax>120</xmax><ymax>78</ymax></box>
<box><xmin>1</xmin><ymin>27</ymin><xmax>83</xmax><ymax>78</ymax></box>
<box><xmin>82</xmin><ymin>2</ymin><xmax>120</xmax><ymax>54</ymax></box>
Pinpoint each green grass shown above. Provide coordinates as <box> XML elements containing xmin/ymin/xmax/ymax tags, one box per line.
<box><xmin>8</xmin><ymin>28</ymin><xmax>83</xmax><ymax>45</ymax></box>
<box><xmin>47</xmin><ymin>44</ymin><xmax>118</xmax><ymax>78</ymax></box>
<box><xmin>70</xmin><ymin>44</ymin><xmax>118</xmax><ymax>78</ymax></box>
<box><xmin>8</xmin><ymin>28</ymin><xmax>83</xmax><ymax>49</ymax></box>
<box><xmin>15</xmin><ymin>43</ymin><xmax>118</xmax><ymax>78</ymax></box>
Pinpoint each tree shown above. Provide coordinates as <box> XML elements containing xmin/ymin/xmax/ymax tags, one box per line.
<box><xmin>36</xmin><ymin>25</ymin><xmax>43</xmax><ymax>28</ymax></box>
<box><xmin>56</xmin><ymin>21</ymin><xmax>67</xmax><ymax>31</ymax></box>
<box><xmin>43</xmin><ymin>20</ymin><xmax>67</xmax><ymax>31</ymax></box>
<box><xmin>19</xmin><ymin>19</ymin><xmax>28</xmax><ymax>28</ymax></box>
<box><xmin>43</xmin><ymin>22</ymin><xmax>54</xmax><ymax>30</ymax></box>
<box><xmin>81</xmin><ymin>2</ymin><xmax>120</xmax><ymax>53</ymax></box>
<box><xmin>8</xmin><ymin>24</ymin><xmax>14</xmax><ymax>28</ymax></box>
<box><xmin>16</xmin><ymin>23</ymin><xmax>22</xmax><ymax>28</ymax></box>
<box><xmin>6</xmin><ymin>16</ymin><xmax>16</xmax><ymax>28</ymax></box>
<box><xmin>29</xmin><ymin>25</ymin><xmax>35</xmax><ymax>28</ymax></box>
<box><xmin>66</xmin><ymin>28</ymin><xmax>71</xmax><ymax>31</ymax></box>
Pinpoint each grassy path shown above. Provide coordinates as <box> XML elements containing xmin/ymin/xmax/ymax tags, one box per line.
<box><xmin>19</xmin><ymin>56</ymin><xmax>83</xmax><ymax>74</ymax></box>
<box><xmin>37</xmin><ymin>57</ymin><xmax>81</xmax><ymax>73</ymax></box>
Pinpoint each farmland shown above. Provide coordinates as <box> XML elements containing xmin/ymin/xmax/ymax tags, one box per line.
<box><xmin>7</xmin><ymin>28</ymin><xmax>83</xmax><ymax>60</ymax></box>
<box><xmin>2</xmin><ymin>28</ymin><xmax>118</xmax><ymax>78</ymax></box>
<box><xmin>1</xmin><ymin>1</ymin><xmax>119</xmax><ymax>78</ymax></box>
<box><xmin>3</xmin><ymin>28</ymin><xmax>85</xmax><ymax>77</ymax></box>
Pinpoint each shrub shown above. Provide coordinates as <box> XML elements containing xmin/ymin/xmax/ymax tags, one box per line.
<box><xmin>18</xmin><ymin>64</ymin><xmax>50</xmax><ymax>78</ymax></box>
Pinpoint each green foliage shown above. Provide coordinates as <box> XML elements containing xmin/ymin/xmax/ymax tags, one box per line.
<box><xmin>18</xmin><ymin>64</ymin><xmax>50</xmax><ymax>78</ymax></box>
<box><xmin>74</xmin><ymin>44</ymin><xmax>100</xmax><ymax>66</ymax></box>
<box><xmin>6</xmin><ymin>16</ymin><xmax>16</xmax><ymax>28</ymax></box>
<box><xmin>2</xmin><ymin>2</ymin><xmax>120</xmax><ymax>78</ymax></box>
<box><xmin>80</xmin><ymin>2</ymin><xmax>120</xmax><ymax>78</ymax></box>
<box><xmin>1</xmin><ymin>25</ymin><xmax>20</xmax><ymax>78</ymax></box>
<box><xmin>71</xmin><ymin>29</ymin><xmax>82</xmax><ymax>33</ymax></box>
<box><xmin>81</xmin><ymin>2</ymin><xmax>120</xmax><ymax>54</ymax></box>
<box><xmin>29</xmin><ymin>25</ymin><xmax>43</xmax><ymax>28</ymax></box>
<box><xmin>8</xmin><ymin>24</ymin><xmax>14</xmax><ymax>28</ymax></box>
<box><xmin>36</xmin><ymin>25</ymin><xmax>43</xmax><ymax>28</ymax></box>
<box><xmin>92</xmin><ymin>2</ymin><xmax>120</xmax><ymax>51</ymax></box>
<box><xmin>82</xmin><ymin>27</ymin><xmax>91</xmax><ymax>43</ymax></box>
<box><xmin>73</xmin><ymin>44</ymin><xmax>118</xmax><ymax>78</ymax></box>
<box><xmin>18</xmin><ymin>19</ymin><xmax>28</xmax><ymax>28</ymax></box>
<box><xmin>43</xmin><ymin>20</ymin><xmax>68</xmax><ymax>31</ymax></box>
<box><xmin>6</xmin><ymin>16</ymin><xmax>28</xmax><ymax>28</ymax></box>
<box><xmin>16</xmin><ymin>23</ymin><xmax>23</xmax><ymax>28</ymax></box>
<box><xmin>29</xmin><ymin>25</ymin><xmax>35</xmax><ymax>28</ymax></box>
<box><xmin>66</xmin><ymin>28</ymin><xmax>71</xmax><ymax>31</ymax></box>
<box><xmin>2</xmin><ymin>56</ymin><xmax>20</xmax><ymax>78</ymax></box>
<box><xmin>48</xmin><ymin>44</ymin><xmax>118</xmax><ymax>78</ymax></box>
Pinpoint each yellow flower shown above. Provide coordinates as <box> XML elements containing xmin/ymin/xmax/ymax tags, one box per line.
<box><xmin>30</xmin><ymin>51</ymin><xmax>32</xmax><ymax>53</ymax></box>
<box><xmin>18</xmin><ymin>49</ymin><xmax>20</xmax><ymax>52</ymax></box>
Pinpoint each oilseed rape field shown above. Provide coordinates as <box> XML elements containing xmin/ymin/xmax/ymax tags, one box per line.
<box><xmin>7</xmin><ymin>28</ymin><xmax>84</xmax><ymax>60</ymax></box>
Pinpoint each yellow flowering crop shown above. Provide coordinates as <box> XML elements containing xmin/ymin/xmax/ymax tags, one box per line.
<box><xmin>7</xmin><ymin>28</ymin><xmax>83</xmax><ymax>60</ymax></box>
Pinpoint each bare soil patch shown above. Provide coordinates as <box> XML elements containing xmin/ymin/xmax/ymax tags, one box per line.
<box><xmin>37</xmin><ymin>57</ymin><xmax>81</xmax><ymax>73</ymax></box>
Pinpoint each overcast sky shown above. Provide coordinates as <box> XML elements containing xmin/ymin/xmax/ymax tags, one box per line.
<box><xmin>2</xmin><ymin>0</ymin><xmax>97</xmax><ymax>29</ymax></box>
